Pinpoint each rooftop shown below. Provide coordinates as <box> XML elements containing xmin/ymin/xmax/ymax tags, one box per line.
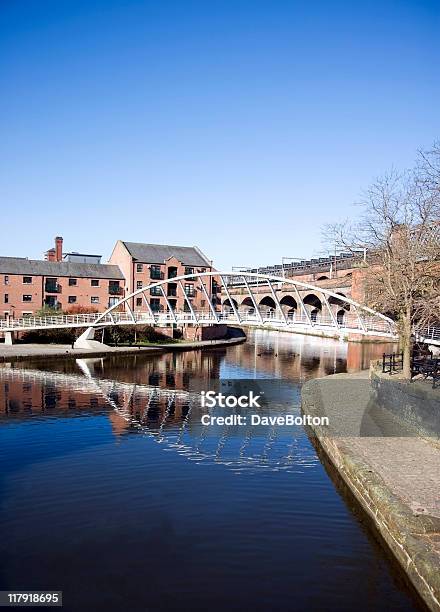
<box><xmin>121</xmin><ymin>242</ymin><xmax>212</xmax><ymax>267</ymax></box>
<box><xmin>0</xmin><ymin>257</ymin><xmax>124</xmax><ymax>279</ymax></box>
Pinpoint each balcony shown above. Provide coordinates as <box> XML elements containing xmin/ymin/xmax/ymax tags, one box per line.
<box><xmin>44</xmin><ymin>298</ymin><xmax>62</xmax><ymax>309</ymax></box>
<box><xmin>45</xmin><ymin>282</ymin><xmax>61</xmax><ymax>293</ymax></box>
<box><xmin>150</xmin><ymin>269</ymin><xmax>164</xmax><ymax>281</ymax></box>
<box><xmin>109</xmin><ymin>285</ymin><xmax>123</xmax><ymax>295</ymax></box>
<box><xmin>150</xmin><ymin>287</ymin><xmax>162</xmax><ymax>296</ymax></box>
<box><xmin>168</xmin><ymin>267</ymin><xmax>178</xmax><ymax>279</ymax></box>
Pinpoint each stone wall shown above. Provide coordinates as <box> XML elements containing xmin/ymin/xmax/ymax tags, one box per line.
<box><xmin>370</xmin><ymin>370</ymin><xmax>440</xmax><ymax>439</ymax></box>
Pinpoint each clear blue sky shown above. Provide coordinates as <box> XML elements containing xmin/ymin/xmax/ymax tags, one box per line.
<box><xmin>1</xmin><ymin>0</ymin><xmax>439</xmax><ymax>270</ymax></box>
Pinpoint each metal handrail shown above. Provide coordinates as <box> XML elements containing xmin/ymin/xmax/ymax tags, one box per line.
<box><xmin>0</xmin><ymin>306</ymin><xmax>402</xmax><ymax>335</ymax></box>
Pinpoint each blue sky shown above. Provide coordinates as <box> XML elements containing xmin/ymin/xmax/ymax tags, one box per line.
<box><xmin>1</xmin><ymin>0</ymin><xmax>439</xmax><ymax>270</ymax></box>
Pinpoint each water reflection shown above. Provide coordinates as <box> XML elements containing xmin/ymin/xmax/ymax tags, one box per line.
<box><xmin>0</xmin><ymin>363</ymin><xmax>318</xmax><ymax>474</ymax></box>
<box><xmin>0</xmin><ymin>331</ymin><xmax>398</xmax><ymax>475</ymax></box>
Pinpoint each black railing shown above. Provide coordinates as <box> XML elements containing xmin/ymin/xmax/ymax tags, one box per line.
<box><xmin>411</xmin><ymin>356</ymin><xmax>440</xmax><ymax>388</ymax></box>
<box><xmin>108</xmin><ymin>285</ymin><xmax>123</xmax><ymax>295</ymax></box>
<box><xmin>382</xmin><ymin>351</ymin><xmax>440</xmax><ymax>388</ymax></box>
<box><xmin>150</xmin><ymin>270</ymin><xmax>164</xmax><ymax>280</ymax></box>
<box><xmin>382</xmin><ymin>352</ymin><xmax>403</xmax><ymax>374</ymax></box>
<box><xmin>45</xmin><ymin>283</ymin><xmax>61</xmax><ymax>293</ymax></box>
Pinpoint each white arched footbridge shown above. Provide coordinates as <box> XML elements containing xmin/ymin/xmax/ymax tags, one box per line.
<box><xmin>0</xmin><ymin>272</ymin><xmax>399</xmax><ymax>347</ymax></box>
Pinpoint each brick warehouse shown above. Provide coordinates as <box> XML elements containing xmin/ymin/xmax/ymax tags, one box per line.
<box><xmin>108</xmin><ymin>240</ymin><xmax>219</xmax><ymax>314</ymax></box>
<box><xmin>0</xmin><ymin>237</ymin><xmax>218</xmax><ymax>320</ymax></box>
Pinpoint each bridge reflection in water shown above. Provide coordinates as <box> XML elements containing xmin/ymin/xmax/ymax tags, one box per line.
<box><xmin>1</xmin><ymin>331</ymin><xmax>395</xmax><ymax>474</ymax></box>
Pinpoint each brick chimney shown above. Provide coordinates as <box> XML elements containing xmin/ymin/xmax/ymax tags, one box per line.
<box><xmin>45</xmin><ymin>248</ymin><xmax>56</xmax><ymax>262</ymax></box>
<box><xmin>55</xmin><ymin>236</ymin><xmax>63</xmax><ymax>262</ymax></box>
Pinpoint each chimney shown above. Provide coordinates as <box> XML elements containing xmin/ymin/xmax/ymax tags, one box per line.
<box><xmin>45</xmin><ymin>248</ymin><xmax>56</xmax><ymax>262</ymax></box>
<box><xmin>55</xmin><ymin>236</ymin><xmax>63</xmax><ymax>262</ymax></box>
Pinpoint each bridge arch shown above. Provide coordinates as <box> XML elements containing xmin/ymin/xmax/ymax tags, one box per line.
<box><xmin>0</xmin><ymin>271</ymin><xmax>397</xmax><ymax>347</ymax></box>
<box><xmin>258</xmin><ymin>296</ymin><xmax>276</xmax><ymax>313</ymax></box>
<box><xmin>279</xmin><ymin>295</ymin><xmax>297</xmax><ymax>316</ymax></box>
<box><xmin>222</xmin><ymin>297</ymin><xmax>238</xmax><ymax>309</ymax></box>
<box><xmin>329</xmin><ymin>292</ymin><xmax>350</xmax><ymax>311</ymax></box>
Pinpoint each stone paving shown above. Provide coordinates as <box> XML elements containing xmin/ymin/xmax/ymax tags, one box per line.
<box><xmin>302</xmin><ymin>371</ymin><xmax>440</xmax><ymax>611</ymax></box>
<box><xmin>312</xmin><ymin>372</ymin><xmax>440</xmax><ymax>518</ymax></box>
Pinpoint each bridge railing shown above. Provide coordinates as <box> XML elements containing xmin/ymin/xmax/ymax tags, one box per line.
<box><xmin>0</xmin><ymin>307</ymin><xmax>397</xmax><ymax>335</ymax></box>
<box><xmin>418</xmin><ymin>326</ymin><xmax>440</xmax><ymax>342</ymax></box>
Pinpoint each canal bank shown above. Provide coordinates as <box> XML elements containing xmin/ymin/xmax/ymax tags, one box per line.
<box><xmin>301</xmin><ymin>371</ymin><xmax>440</xmax><ymax>611</ymax></box>
<box><xmin>238</xmin><ymin>322</ymin><xmax>397</xmax><ymax>343</ymax></box>
<box><xmin>0</xmin><ymin>331</ymin><xmax>246</xmax><ymax>364</ymax></box>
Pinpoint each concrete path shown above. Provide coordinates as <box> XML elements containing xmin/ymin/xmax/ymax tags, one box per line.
<box><xmin>302</xmin><ymin>371</ymin><xmax>440</xmax><ymax>611</ymax></box>
<box><xmin>0</xmin><ymin>336</ymin><xmax>245</xmax><ymax>363</ymax></box>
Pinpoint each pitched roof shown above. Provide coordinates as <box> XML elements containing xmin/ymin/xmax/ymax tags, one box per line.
<box><xmin>121</xmin><ymin>242</ymin><xmax>212</xmax><ymax>267</ymax></box>
<box><xmin>0</xmin><ymin>257</ymin><xmax>124</xmax><ymax>279</ymax></box>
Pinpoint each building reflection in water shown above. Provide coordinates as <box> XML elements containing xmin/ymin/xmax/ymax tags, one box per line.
<box><xmin>0</xmin><ymin>330</ymin><xmax>395</xmax><ymax>474</ymax></box>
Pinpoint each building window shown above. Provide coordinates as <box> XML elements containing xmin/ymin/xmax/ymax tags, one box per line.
<box><xmin>91</xmin><ymin>296</ymin><xmax>99</xmax><ymax>304</ymax></box>
<box><xmin>150</xmin><ymin>298</ymin><xmax>161</xmax><ymax>312</ymax></box>
<box><xmin>45</xmin><ymin>278</ymin><xmax>60</xmax><ymax>293</ymax></box>
<box><xmin>150</xmin><ymin>286</ymin><xmax>161</xmax><ymax>296</ymax></box>
<box><xmin>22</xmin><ymin>295</ymin><xmax>32</xmax><ymax>302</ymax></box>
<box><xmin>69</xmin><ymin>278</ymin><xmax>77</xmax><ymax>286</ymax></box>
<box><xmin>4</xmin><ymin>294</ymin><xmax>8</xmax><ymax>304</ymax></box>
<box><xmin>136</xmin><ymin>263</ymin><xmax>143</xmax><ymax>272</ymax></box>
<box><xmin>167</xmin><ymin>283</ymin><xmax>177</xmax><ymax>297</ymax></box>
<box><xmin>44</xmin><ymin>296</ymin><xmax>60</xmax><ymax>309</ymax></box>
<box><xmin>201</xmin><ymin>300</ymin><xmax>206</xmax><ymax>307</ymax></box>
<box><xmin>150</xmin><ymin>265</ymin><xmax>162</xmax><ymax>280</ymax></box>
<box><xmin>136</xmin><ymin>297</ymin><xmax>142</xmax><ymax>307</ymax></box>
<box><xmin>23</xmin><ymin>276</ymin><xmax>32</xmax><ymax>284</ymax></box>
<box><xmin>91</xmin><ymin>279</ymin><xmax>99</xmax><ymax>287</ymax></box>
<box><xmin>185</xmin><ymin>283</ymin><xmax>195</xmax><ymax>297</ymax></box>
<box><xmin>22</xmin><ymin>311</ymin><xmax>32</xmax><ymax>317</ymax></box>
<box><xmin>108</xmin><ymin>297</ymin><xmax>119</xmax><ymax>308</ymax></box>
<box><xmin>185</xmin><ymin>267</ymin><xmax>194</xmax><ymax>276</ymax></box>
<box><xmin>136</xmin><ymin>281</ymin><xmax>143</xmax><ymax>290</ymax></box>
<box><xmin>68</xmin><ymin>296</ymin><xmax>77</xmax><ymax>304</ymax></box>
<box><xmin>168</xmin><ymin>266</ymin><xmax>178</xmax><ymax>279</ymax></box>
<box><xmin>4</xmin><ymin>275</ymin><xmax>9</xmax><ymax>285</ymax></box>
<box><xmin>109</xmin><ymin>281</ymin><xmax>121</xmax><ymax>295</ymax></box>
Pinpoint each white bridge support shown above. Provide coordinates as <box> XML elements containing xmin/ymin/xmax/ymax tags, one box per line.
<box><xmin>0</xmin><ymin>271</ymin><xmax>401</xmax><ymax>349</ymax></box>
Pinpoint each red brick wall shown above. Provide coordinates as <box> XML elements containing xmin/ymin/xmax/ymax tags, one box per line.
<box><xmin>0</xmin><ymin>273</ymin><xmax>123</xmax><ymax>318</ymax></box>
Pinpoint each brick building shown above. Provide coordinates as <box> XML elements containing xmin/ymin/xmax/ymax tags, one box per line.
<box><xmin>109</xmin><ymin>241</ymin><xmax>218</xmax><ymax>314</ymax></box>
<box><xmin>0</xmin><ymin>237</ymin><xmax>219</xmax><ymax>320</ymax></box>
<box><xmin>0</xmin><ymin>256</ymin><xmax>124</xmax><ymax>319</ymax></box>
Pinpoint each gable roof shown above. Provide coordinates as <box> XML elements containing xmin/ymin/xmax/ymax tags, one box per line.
<box><xmin>0</xmin><ymin>257</ymin><xmax>124</xmax><ymax>279</ymax></box>
<box><xmin>121</xmin><ymin>242</ymin><xmax>212</xmax><ymax>267</ymax></box>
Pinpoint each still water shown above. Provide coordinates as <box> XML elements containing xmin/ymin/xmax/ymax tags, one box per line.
<box><xmin>0</xmin><ymin>330</ymin><xmax>421</xmax><ymax>612</ymax></box>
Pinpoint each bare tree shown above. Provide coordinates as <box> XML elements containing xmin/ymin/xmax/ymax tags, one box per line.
<box><xmin>324</xmin><ymin>144</ymin><xmax>440</xmax><ymax>379</ymax></box>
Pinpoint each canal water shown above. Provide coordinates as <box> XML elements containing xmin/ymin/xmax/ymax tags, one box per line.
<box><xmin>0</xmin><ymin>330</ymin><xmax>422</xmax><ymax>612</ymax></box>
